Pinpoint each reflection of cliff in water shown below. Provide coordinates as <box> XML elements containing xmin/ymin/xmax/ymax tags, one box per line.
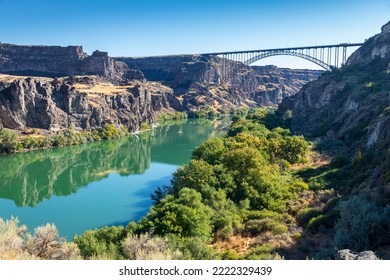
<box><xmin>0</xmin><ymin>119</ymin><xmax>229</xmax><ymax>208</ymax></box>
<box><xmin>0</xmin><ymin>136</ymin><xmax>151</xmax><ymax>207</ymax></box>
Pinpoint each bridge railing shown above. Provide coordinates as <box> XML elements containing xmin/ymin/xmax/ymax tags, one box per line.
<box><xmin>203</xmin><ymin>43</ymin><xmax>362</xmax><ymax>70</ymax></box>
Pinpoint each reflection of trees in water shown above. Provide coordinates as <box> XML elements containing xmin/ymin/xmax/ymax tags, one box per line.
<box><xmin>0</xmin><ymin>118</ymin><xmax>230</xmax><ymax>208</ymax></box>
<box><xmin>0</xmin><ymin>136</ymin><xmax>151</xmax><ymax>207</ymax></box>
<box><xmin>151</xmin><ymin>119</ymin><xmax>228</xmax><ymax>165</ymax></box>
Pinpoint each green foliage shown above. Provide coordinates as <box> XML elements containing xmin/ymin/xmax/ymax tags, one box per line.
<box><xmin>139</xmin><ymin>188</ymin><xmax>213</xmax><ymax>241</ymax></box>
<box><xmin>98</xmin><ymin>123</ymin><xmax>120</xmax><ymax>139</ymax></box>
<box><xmin>121</xmin><ymin>233</ymin><xmax>181</xmax><ymax>260</ymax></box>
<box><xmin>192</xmin><ymin>138</ymin><xmax>227</xmax><ymax>165</ymax></box>
<box><xmin>0</xmin><ymin>123</ymin><xmax>133</xmax><ymax>154</ymax></box>
<box><xmin>157</xmin><ymin>112</ymin><xmax>188</xmax><ymax>121</ymax></box>
<box><xmin>297</xmin><ymin>208</ymin><xmax>322</xmax><ymax>226</ymax></box>
<box><xmin>244</xmin><ymin>244</ymin><xmax>282</xmax><ymax>260</ymax></box>
<box><xmin>74</xmin><ymin>226</ymin><xmax>126</xmax><ymax>259</ymax></box>
<box><xmin>167</xmin><ymin>235</ymin><xmax>216</xmax><ymax>260</ymax></box>
<box><xmin>221</xmin><ymin>249</ymin><xmax>241</xmax><ymax>260</ymax></box>
<box><xmin>0</xmin><ymin>130</ymin><xmax>21</xmax><ymax>153</ymax></box>
<box><xmin>244</xmin><ymin>218</ymin><xmax>288</xmax><ymax>235</ymax></box>
<box><xmin>22</xmin><ymin>136</ymin><xmax>42</xmax><ymax>149</ymax></box>
<box><xmin>307</xmin><ymin>209</ymin><xmax>339</xmax><ymax>232</ymax></box>
<box><xmin>335</xmin><ymin>196</ymin><xmax>390</xmax><ymax>251</ymax></box>
<box><xmin>227</xmin><ymin>119</ymin><xmax>268</xmax><ymax>137</ymax></box>
<box><xmin>140</xmin><ymin>122</ymin><xmax>149</xmax><ymax>131</ymax></box>
<box><xmin>171</xmin><ymin>160</ymin><xmax>218</xmax><ymax>193</ymax></box>
<box><xmin>189</xmin><ymin>106</ymin><xmax>218</xmax><ymax>119</ymax></box>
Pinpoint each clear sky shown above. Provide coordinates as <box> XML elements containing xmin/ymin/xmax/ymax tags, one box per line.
<box><xmin>0</xmin><ymin>0</ymin><xmax>389</xmax><ymax>69</ymax></box>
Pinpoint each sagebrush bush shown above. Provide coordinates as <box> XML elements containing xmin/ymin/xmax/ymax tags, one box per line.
<box><xmin>0</xmin><ymin>218</ymin><xmax>80</xmax><ymax>260</ymax></box>
<box><xmin>121</xmin><ymin>233</ymin><xmax>181</xmax><ymax>260</ymax></box>
<box><xmin>335</xmin><ymin>196</ymin><xmax>390</xmax><ymax>251</ymax></box>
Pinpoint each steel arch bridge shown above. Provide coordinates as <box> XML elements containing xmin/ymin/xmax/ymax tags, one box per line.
<box><xmin>203</xmin><ymin>43</ymin><xmax>363</xmax><ymax>71</ymax></box>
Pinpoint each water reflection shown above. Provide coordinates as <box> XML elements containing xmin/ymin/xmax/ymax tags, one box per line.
<box><xmin>0</xmin><ymin>119</ymin><xmax>227</xmax><ymax>208</ymax></box>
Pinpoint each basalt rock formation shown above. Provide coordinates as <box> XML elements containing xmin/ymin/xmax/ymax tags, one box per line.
<box><xmin>116</xmin><ymin>55</ymin><xmax>323</xmax><ymax>112</ymax></box>
<box><xmin>0</xmin><ymin>43</ymin><xmax>144</xmax><ymax>82</ymax></box>
<box><xmin>0</xmin><ymin>74</ymin><xmax>173</xmax><ymax>132</ymax></box>
<box><xmin>0</xmin><ymin>42</ymin><xmax>322</xmax><ymax>133</ymax></box>
<box><xmin>278</xmin><ymin>21</ymin><xmax>390</xmax><ymax>202</ymax></box>
<box><xmin>279</xmin><ymin>21</ymin><xmax>390</xmax><ymax>150</ymax></box>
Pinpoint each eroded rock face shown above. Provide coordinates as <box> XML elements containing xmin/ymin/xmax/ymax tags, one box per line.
<box><xmin>0</xmin><ymin>44</ymin><xmax>144</xmax><ymax>83</ymax></box>
<box><xmin>116</xmin><ymin>55</ymin><xmax>323</xmax><ymax>112</ymax></box>
<box><xmin>279</xmin><ymin>21</ymin><xmax>390</xmax><ymax>149</ymax></box>
<box><xmin>0</xmin><ymin>75</ymin><xmax>172</xmax><ymax>132</ymax></box>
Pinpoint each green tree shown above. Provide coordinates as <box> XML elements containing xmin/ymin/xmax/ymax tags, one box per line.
<box><xmin>74</xmin><ymin>226</ymin><xmax>126</xmax><ymax>259</ymax></box>
<box><xmin>192</xmin><ymin>138</ymin><xmax>226</xmax><ymax>165</ymax></box>
<box><xmin>280</xmin><ymin>135</ymin><xmax>309</xmax><ymax>164</ymax></box>
<box><xmin>171</xmin><ymin>160</ymin><xmax>218</xmax><ymax>194</ymax></box>
<box><xmin>140</xmin><ymin>188</ymin><xmax>213</xmax><ymax>241</ymax></box>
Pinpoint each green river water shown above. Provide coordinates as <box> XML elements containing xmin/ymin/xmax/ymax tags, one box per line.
<box><xmin>0</xmin><ymin>119</ymin><xmax>228</xmax><ymax>239</ymax></box>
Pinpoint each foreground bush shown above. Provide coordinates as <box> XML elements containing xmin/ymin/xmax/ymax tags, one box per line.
<box><xmin>0</xmin><ymin>217</ymin><xmax>80</xmax><ymax>260</ymax></box>
<box><xmin>122</xmin><ymin>233</ymin><xmax>181</xmax><ymax>260</ymax></box>
<box><xmin>335</xmin><ymin>196</ymin><xmax>390</xmax><ymax>251</ymax></box>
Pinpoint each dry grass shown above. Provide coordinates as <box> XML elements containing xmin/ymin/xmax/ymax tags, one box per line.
<box><xmin>213</xmin><ymin>235</ymin><xmax>256</xmax><ymax>256</ymax></box>
<box><xmin>73</xmin><ymin>82</ymin><xmax>133</xmax><ymax>95</ymax></box>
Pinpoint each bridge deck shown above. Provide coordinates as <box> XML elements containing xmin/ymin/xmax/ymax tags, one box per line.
<box><xmin>202</xmin><ymin>43</ymin><xmax>363</xmax><ymax>56</ymax></box>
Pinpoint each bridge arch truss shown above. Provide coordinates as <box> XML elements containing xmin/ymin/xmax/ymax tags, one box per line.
<box><xmin>204</xmin><ymin>43</ymin><xmax>362</xmax><ymax>71</ymax></box>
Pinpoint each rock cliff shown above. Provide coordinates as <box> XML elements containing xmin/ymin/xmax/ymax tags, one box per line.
<box><xmin>278</xmin><ymin>21</ymin><xmax>390</xmax><ymax>196</ymax></box>
<box><xmin>116</xmin><ymin>55</ymin><xmax>323</xmax><ymax>112</ymax></box>
<box><xmin>279</xmin><ymin>21</ymin><xmax>390</xmax><ymax>150</ymax></box>
<box><xmin>0</xmin><ymin>42</ymin><xmax>322</xmax><ymax>133</ymax></box>
<box><xmin>0</xmin><ymin>74</ymin><xmax>173</xmax><ymax>132</ymax></box>
<box><xmin>0</xmin><ymin>43</ymin><xmax>144</xmax><ymax>82</ymax></box>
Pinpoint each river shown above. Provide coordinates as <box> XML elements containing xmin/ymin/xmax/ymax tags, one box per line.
<box><xmin>0</xmin><ymin>119</ymin><xmax>229</xmax><ymax>239</ymax></box>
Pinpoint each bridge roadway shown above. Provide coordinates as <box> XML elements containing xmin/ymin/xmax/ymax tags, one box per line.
<box><xmin>202</xmin><ymin>43</ymin><xmax>363</xmax><ymax>71</ymax></box>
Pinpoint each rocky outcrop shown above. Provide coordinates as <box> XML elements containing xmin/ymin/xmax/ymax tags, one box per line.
<box><xmin>277</xmin><ymin>20</ymin><xmax>390</xmax><ymax>198</ymax></box>
<box><xmin>279</xmin><ymin>21</ymin><xmax>390</xmax><ymax>149</ymax></box>
<box><xmin>0</xmin><ymin>42</ymin><xmax>323</xmax><ymax>133</ymax></box>
<box><xmin>116</xmin><ymin>55</ymin><xmax>323</xmax><ymax>112</ymax></box>
<box><xmin>0</xmin><ymin>74</ymin><xmax>173</xmax><ymax>132</ymax></box>
<box><xmin>336</xmin><ymin>249</ymin><xmax>378</xmax><ymax>260</ymax></box>
<box><xmin>0</xmin><ymin>43</ymin><xmax>144</xmax><ymax>82</ymax></box>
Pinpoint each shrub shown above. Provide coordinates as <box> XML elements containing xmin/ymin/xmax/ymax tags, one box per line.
<box><xmin>139</xmin><ymin>188</ymin><xmax>213</xmax><ymax>241</ymax></box>
<box><xmin>297</xmin><ymin>208</ymin><xmax>322</xmax><ymax>226</ymax></box>
<box><xmin>221</xmin><ymin>249</ymin><xmax>241</xmax><ymax>260</ymax></box>
<box><xmin>244</xmin><ymin>244</ymin><xmax>283</xmax><ymax>260</ymax></box>
<box><xmin>0</xmin><ymin>218</ymin><xmax>79</xmax><ymax>260</ymax></box>
<box><xmin>335</xmin><ymin>196</ymin><xmax>390</xmax><ymax>251</ymax></box>
<box><xmin>168</xmin><ymin>236</ymin><xmax>215</xmax><ymax>260</ymax></box>
<box><xmin>0</xmin><ymin>130</ymin><xmax>21</xmax><ymax>153</ymax></box>
<box><xmin>22</xmin><ymin>136</ymin><xmax>41</xmax><ymax>149</ymax></box>
<box><xmin>140</xmin><ymin>122</ymin><xmax>149</xmax><ymax>131</ymax></box>
<box><xmin>244</xmin><ymin>218</ymin><xmax>287</xmax><ymax>236</ymax></box>
<box><xmin>74</xmin><ymin>226</ymin><xmax>126</xmax><ymax>259</ymax></box>
<box><xmin>121</xmin><ymin>233</ymin><xmax>181</xmax><ymax>260</ymax></box>
<box><xmin>26</xmin><ymin>224</ymin><xmax>80</xmax><ymax>260</ymax></box>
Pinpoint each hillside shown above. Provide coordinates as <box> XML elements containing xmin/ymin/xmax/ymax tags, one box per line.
<box><xmin>277</xmin><ymin>21</ymin><xmax>390</xmax><ymax>258</ymax></box>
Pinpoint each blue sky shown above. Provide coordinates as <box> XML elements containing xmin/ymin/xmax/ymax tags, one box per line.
<box><xmin>0</xmin><ymin>0</ymin><xmax>389</xmax><ymax>69</ymax></box>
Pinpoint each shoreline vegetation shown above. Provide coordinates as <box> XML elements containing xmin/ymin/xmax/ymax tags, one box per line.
<box><xmin>0</xmin><ymin>105</ymin><xmax>248</xmax><ymax>155</ymax></box>
<box><xmin>0</xmin><ymin>107</ymin><xmax>230</xmax><ymax>155</ymax></box>
<box><xmin>1</xmin><ymin>108</ymin><xmax>312</xmax><ymax>260</ymax></box>
<box><xmin>2</xmin><ymin>108</ymin><xmax>386</xmax><ymax>260</ymax></box>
